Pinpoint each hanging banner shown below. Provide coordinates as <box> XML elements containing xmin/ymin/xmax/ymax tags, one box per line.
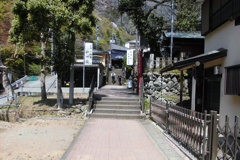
<box><xmin>84</xmin><ymin>43</ymin><xmax>93</xmax><ymax>65</ymax></box>
<box><xmin>127</xmin><ymin>50</ymin><xmax>133</xmax><ymax>66</ymax></box>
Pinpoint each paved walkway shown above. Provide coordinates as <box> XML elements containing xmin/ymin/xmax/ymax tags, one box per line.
<box><xmin>61</xmin><ymin>85</ymin><xmax>189</xmax><ymax>160</ymax></box>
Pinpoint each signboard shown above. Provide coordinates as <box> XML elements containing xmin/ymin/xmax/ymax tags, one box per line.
<box><xmin>127</xmin><ymin>50</ymin><xmax>133</xmax><ymax>66</ymax></box>
<box><xmin>110</xmin><ymin>39</ymin><xmax>115</xmax><ymax>44</ymax></box>
<box><xmin>84</xmin><ymin>43</ymin><xmax>93</xmax><ymax>65</ymax></box>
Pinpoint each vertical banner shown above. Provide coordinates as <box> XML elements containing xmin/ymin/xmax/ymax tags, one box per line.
<box><xmin>127</xmin><ymin>50</ymin><xmax>133</xmax><ymax>66</ymax></box>
<box><xmin>84</xmin><ymin>43</ymin><xmax>93</xmax><ymax>65</ymax></box>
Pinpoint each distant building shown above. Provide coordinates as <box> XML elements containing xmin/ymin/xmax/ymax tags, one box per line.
<box><xmin>62</xmin><ymin>50</ymin><xmax>109</xmax><ymax>89</ymax></box>
<box><xmin>124</xmin><ymin>39</ymin><xmax>139</xmax><ymax>50</ymax></box>
<box><xmin>162</xmin><ymin>31</ymin><xmax>204</xmax><ymax>60</ymax></box>
<box><xmin>110</xmin><ymin>44</ymin><xmax>129</xmax><ymax>69</ymax></box>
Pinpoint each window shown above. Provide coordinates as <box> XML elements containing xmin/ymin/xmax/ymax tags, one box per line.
<box><xmin>76</xmin><ymin>56</ymin><xmax>83</xmax><ymax>59</ymax></box>
<box><xmin>225</xmin><ymin>65</ymin><xmax>240</xmax><ymax>95</ymax></box>
<box><xmin>235</xmin><ymin>16</ymin><xmax>240</xmax><ymax>26</ymax></box>
<box><xmin>93</xmin><ymin>57</ymin><xmax>100</xmax><ymax>63</ymax></box>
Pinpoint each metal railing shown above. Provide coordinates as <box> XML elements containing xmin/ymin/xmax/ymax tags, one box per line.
<box><xmin>140</xmin><ymin>76</ymin><xmax>145</xmax><ymax>113</ymax></box>
<box><xmin>106</xmin><ymin>64</ymin><xmax>109</xmax><ymax>83</ymax></box>
<box><xmin>88</xmin><ymin>75</ymin><xmax>95</xmax><ymax>113</ymax></box>
<box><xmin>216</xmin><ymin>115</ymin><xmax>240</xmax><ymax>160</ymax></box>
<box><xmin>150</xmin><ymin>98</ymin><xmax>213</xmax><ymax>159</ymax></box>
<box><xmin>150</xmin><ymin>98</ymin><xmax>240</xmax><ymax>160</ymax></box>
<box><xmin>11</xmin><ymin>75</ymin><xmax>28</xmax><ymax>89</ymax></box>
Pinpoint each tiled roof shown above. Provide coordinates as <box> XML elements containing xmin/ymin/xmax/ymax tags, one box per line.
<box><xmin>164</xmin><ymin>31</ymin><xmax>205</xmax><ymax>39</ymax></box>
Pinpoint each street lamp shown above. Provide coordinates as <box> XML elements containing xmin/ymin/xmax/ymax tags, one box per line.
<box><xmin>24</xmin><ymin>53</ymin><xmax>28</xmax><ymax>75</ymax></box>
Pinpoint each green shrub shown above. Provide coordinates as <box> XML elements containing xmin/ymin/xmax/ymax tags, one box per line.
<box><xmin>144</xmin><ymin>97</ymin><xmax>150</xmax><ymax>111</ymax></box>
<box><xmin>28</xmin><ymin>63</ymin><xmax>41</xmax><ymax>75</ymax></box>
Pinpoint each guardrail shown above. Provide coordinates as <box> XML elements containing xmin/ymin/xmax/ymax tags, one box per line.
<box><xmin>11</xmin><ymin>75</ymin><xmax>28</xmax><ymax>89</ymax></box>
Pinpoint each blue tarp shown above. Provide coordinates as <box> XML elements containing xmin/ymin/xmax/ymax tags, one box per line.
<box><xmin>111</xmin><ymin>49</ymin><xmax>127</xmax><ymax>59</ymax></box>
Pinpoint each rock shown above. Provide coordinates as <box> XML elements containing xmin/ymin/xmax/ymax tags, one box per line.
<box><xmin>145</xmin><ymin>109</ymin><xmax>150</xmax><ymax>115</ymax></box>
<box><xmin>147</xmin><ymin>72</ymin><xmax>153</xmax><ymax>81</ymax></box>
<box><xmin>153</xmin><ymin>80</ymin><xmax>161</xmax><ymax>87</ymax></box>
<box><xmin>148</xmin><ymin>81</ymin><xmax>154</xmax><ymax>89</ymax></box>
<box><xmin>167</xmin><ymin>81</ymin><xmax>174</xmax><ymax>89</ymax></box>
<box><xmin>172</xmin><ymin>77</ymin><xmax>178</xmax><ymax>83</ymax></box>
<box><xmin>183</xmin><ymin>79</ymin><xmax>188</xmax><ymax>88</ymax></box>
<box><xmin>161</xmin><ymin>89</ymin><xmax>167</xmax><ymax>95</ymax></box>
<box><xmin>161</xmin><ymin>81</ymin><xmax>167</xmax><ymax>89</ymax></box>
<box><xmin>81</xmin><ymin>105</ymin><xmax>88</xmax><ymax>112</ymax></box>
<box><xmin>64</xmin><ymin>104</ymin><xmax>72</xmax><ymax>108</ymax></box>
<box><xmin>165</xmin><ymin>87</ymin><xmax>169</xmax><ymax>91</ymax></box>
<box><xmin>75</xmin><ymin>109</ymin><xmax>82</xmax><ymax>113</ymax></box>
<box><xmin>66</xmin><ymin>108</ymin><xmax>74</xmax><ymax>112</ymax></box>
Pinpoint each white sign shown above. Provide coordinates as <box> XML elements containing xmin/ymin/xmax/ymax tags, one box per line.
<box><xmin>84</xmin><ymin>43</ymin><xmax>93</xmax><ymax>65</ymax></box>
<box><xmin>110</xmin><ymin>39</ymin><xmax>115</xmax><ymax>44</ymax></box>
<box><xmin>127</xmin><ymin>50</ymin><xmax>133</xmax><ymax>66</ymax></box>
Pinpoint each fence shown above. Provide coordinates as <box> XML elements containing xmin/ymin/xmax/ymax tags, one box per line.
<box><xmin>147</xmin><ymin>57</ymin><xmax>180</xmax><ymax>69</ymax></box>
<box><xmin>150</xmin><ymin>98</ymin><xmax>240</xmax><ymax>160</ymax></box>
<box><xmin>88</xmin><ymin>75</ymin><xmax>96</xmax><ymax>113</ymax></box>
<box><xmin>0</xmin><ymin>94</ymin><xmax>19</xmax><ymax>108</ymax></box>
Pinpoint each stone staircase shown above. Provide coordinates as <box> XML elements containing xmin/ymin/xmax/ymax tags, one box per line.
<box><xmin>90</xmin><ymin>97</ymin><xmax>144</xmax><ymax>119</ymax></box>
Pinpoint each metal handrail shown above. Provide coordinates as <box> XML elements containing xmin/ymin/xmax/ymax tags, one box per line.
<box><xmin>11</xmin><ymin>75</ymin><xmax>28</xmax><ymax>88</ymax></box>
<box><xmin>88</xmin><ymin>75</ymin><xmax>95</xmax><ymax>112</ymax></box>
<box><xmin>140</xmin><ymin>76</ymin><xmax>145</xmax><ymax>113</ymax></box>
<box><xmin>106</xmin><ymin>64</ymin><xmax>109</xmax><ymax>83</ymax></box>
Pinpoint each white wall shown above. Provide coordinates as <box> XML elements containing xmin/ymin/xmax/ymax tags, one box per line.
<box><xmin>125</xmin><ymin>43</ymin><xmax>130</xmax><ymax>48</ymax></box>
<box><xmin>205</xmin><ymin>21</ymin><xmax>240</xmax><ymax>126</ymax></box>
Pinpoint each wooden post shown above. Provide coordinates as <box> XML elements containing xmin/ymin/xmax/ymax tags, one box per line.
<box><xmin>162</xmin><ymin>57</ymin><xmax>166</xmax><ymax>68</ymax></box>
<box><xmin>174</xmin><ymin>57</ymin><xmax>178</xmax><ymax>63</ymax></box>
<box><xmin>156</xmin><ymin>57</ymin><xmax>160</xmax><ymax>69</ymax></box>
<box><xmin>168</xmin><ymin>57</ymin><xmax>171</xmax><ymax>65</ymax></box>
<box><xmin>191</xmin><ymin>67</ymin><xmax>196</xmax><ymax>111</ymax></box>
<box><xmin>180</xmin><ymin>70</ymin><xmax>183</xmax><ymax>107</ymax></box>
<box><xmin>149</xmin><ymin>54</ymin><xmax>154</xmax><ymax>71</ymax></box>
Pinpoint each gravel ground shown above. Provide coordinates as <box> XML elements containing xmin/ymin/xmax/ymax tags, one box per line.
<box><xmin>0</xmin><ymin>118</ymin><xmax>85</xmax><ymax>160</ymax></box>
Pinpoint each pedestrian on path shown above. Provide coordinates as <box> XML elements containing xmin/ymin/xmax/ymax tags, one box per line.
<box><xmin>111</xmin><ymin>72</ymin><xmax>116</xmax><ymax>84</ymax></box>
<box><xmin>118</xmin><ymin>74</ymin><xmax>122</xmax><ymax>85</ymax></box>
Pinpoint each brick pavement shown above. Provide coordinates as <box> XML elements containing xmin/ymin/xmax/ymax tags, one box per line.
<box><xmin>61</xmin><ymin>85</ymin><xmax>189</xmax><ymax>160</ymax></box>
<box><xmin>61</xmin><ymin>118</ymin><xmax>167</xmax><ymax>160</ymax></box>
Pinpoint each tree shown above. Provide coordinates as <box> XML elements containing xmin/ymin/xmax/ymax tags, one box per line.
<box><xmin>9</xmin><ymin>0</ymin><xmax>53</xmax><ymax>101</ymax></box>
<box><xmin>9</xmin><ymin>0</ymin><xmax>96</xmax><ymax>108</ymax></box>
<box><xmin>118</xmin><ymin>0</ymin><xmax>201</xmax><ymax>56</ymax></box>
<box><xmin>118</xmin><ymin>0</ymin><xmax>166</xmax><ymax>55</ymax></box>
<box><xmin>49</xmin><ymin>0</ymin><xmax>96</xmax><ymax>108</ymax></box>
<box><xmin>174</xmin><ymin>0</ymin><xmax>201</xmax><ymax>31</ymax></box>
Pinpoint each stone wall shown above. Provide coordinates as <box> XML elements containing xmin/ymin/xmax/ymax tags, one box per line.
<box><xmin>143</xmin><ymin>72</ymin><xmax>190</xmax><ymax>105</ymax></box>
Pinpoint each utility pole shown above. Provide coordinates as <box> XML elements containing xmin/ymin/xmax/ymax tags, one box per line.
<box><xmin>170</xmin><ymin>0</ymin><xmax>174</xmax><ymax>63</ymax></box>
<box><xmin>96</xmin><ymin>25</ymin><xmax>99</xmax><ymax>50</ymax></box>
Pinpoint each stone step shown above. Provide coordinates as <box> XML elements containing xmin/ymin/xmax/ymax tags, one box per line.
<box><xmin>96</xmin><ymin>97</ymin><xmax>139</xmax><ymax>101</ymax></box>
<box><xmin>95</xmin><ymin>104</ymin><xmax>140</xmax><ymax>110</ymax></box>
<box><xmin>90</xmin><ymin>113</ymin><xmax>143</xmax><ymax>119</ymax></box>
<box><xmin>94</xmin><ymin>108</ymin><xmax>140</xmax><ymax>114</ymax></box>
<box><xmin>95</xmin><ymin>101</ymin><xmax>140</xmax><ymax>105</ymax></box>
